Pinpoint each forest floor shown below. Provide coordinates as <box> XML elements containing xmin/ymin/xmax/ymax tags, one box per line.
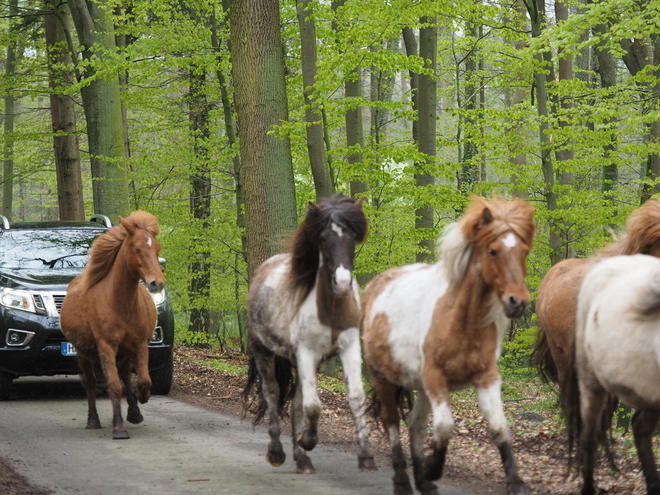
<box><xmin>0</xmin><ymin>345</ymin><xmax>652</xmax><ymax>495</ymax></box>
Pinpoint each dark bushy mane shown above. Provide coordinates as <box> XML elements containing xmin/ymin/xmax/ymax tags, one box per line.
<box><xmin>81</xmin><ymin>211</ymin><xmax>160</xmax><ymax>290</ymax></box>
<box><xmin>288</xmin><ymin>193</ymin><xmax>367</xmax><ymax>299</ymax></box>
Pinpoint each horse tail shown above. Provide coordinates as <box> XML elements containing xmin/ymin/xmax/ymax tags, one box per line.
<box><xmin>530</xmin><ymin>325</ymin><xmax>558</xmax><ymax>384</ymax></box>
<box><xmin>242</xmin><ymin>352</ymin><xmax>295</xmax><ymax>426</ymax></box>
<box><xmin>366</xmin><ymin>384</ymin><xmax>414</xmax><ymax>423</ymax></box>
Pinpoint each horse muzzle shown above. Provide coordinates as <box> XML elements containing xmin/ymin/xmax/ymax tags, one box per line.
<box><xmin>146</xmin><ymin>279</ymin><xmax>166</xmax><ymax>293</ymax></box>
<box><xmin>333</xmin><ymin>265</ymin><xmax>353</xmax><ymax>296</ymax></box>
<box><xmin>503</xmin><ymin>295</ymin><xmax>528</xmax><ymax>318</ymax></box>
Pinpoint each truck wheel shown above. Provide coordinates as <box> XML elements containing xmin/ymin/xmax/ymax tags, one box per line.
<box><xmin>0</xmin><ymin>371</ymin><xmax>13</xmax><ymax>401</ymax></box>
<box><xmin>150</xmin><ymin>351</ymin><xmax>173</xmax><ymax>395</ymax></box>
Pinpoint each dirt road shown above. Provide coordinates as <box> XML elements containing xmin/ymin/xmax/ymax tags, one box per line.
<box><xmin>0</xmin><ymin>377</ymin><xmax>477</xmax><ymax>495</ymax></box>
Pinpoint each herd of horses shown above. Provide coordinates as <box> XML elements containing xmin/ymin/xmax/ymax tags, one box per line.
<box><xmin>59</xmin><ymin>196</ymin><xmax>660</xmax><ymax>495</ymax></box>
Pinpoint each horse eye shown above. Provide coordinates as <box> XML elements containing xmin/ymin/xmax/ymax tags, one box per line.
<box><xmin>489</xmin><ymin>248</ymin><xmax>497</xmax><ymax>257</ymax></box>
<box><xmin>135</xmin><ymin>248</ymin><xmax>142</xmax><ymax>254</ymax></box>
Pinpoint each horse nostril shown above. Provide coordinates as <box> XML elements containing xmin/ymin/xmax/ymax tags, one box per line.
<box><xmin>509</xmin><ymin>295</ymin><xmax>520</xmax><ymax>307</ymax></box>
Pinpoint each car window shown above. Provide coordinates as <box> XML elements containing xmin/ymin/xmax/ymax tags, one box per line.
<box><xmin>0</xmin><ymin>230</ymin><xmax>103</xmax><ymax>270</ymax></box>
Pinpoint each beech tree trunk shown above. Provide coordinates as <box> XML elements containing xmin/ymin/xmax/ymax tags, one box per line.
<box><xmin>228</xmin><ymin>0</ymin><xmax>297</xmax><ymax>279</ymax></box>
<box><xmin>45</xmin><ymin>3</ymin><xmax>84</xmax><ymax>221</ymax></box>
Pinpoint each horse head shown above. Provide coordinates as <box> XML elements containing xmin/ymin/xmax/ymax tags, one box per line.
<box><xmin>119</xmin><ymin>212</ymin><xmax>166</xmax><ymax>293</ymax></box>
<box><xmin>463</xmin><ymin>197</ymin><xmax>535</xmax><ymax>318</ymax></box>
<box><xmin>292</xmin><ymin>194</ymin><xmax>367</xmax><ymax>298</ymax></box>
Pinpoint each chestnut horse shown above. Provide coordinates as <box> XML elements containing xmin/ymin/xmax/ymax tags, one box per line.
<box><xmin>362</xmin><ymin>197</ymin><xmax>534</xmax><ymax>495</ymax></box>
<box><xmin>533</xmin><ymin>199</ymin><xmax>660</xmax><ymax>449</ymax></box>
<box><xmin>243</xmin><ymin>194</ymin><xmax>376</xmax><ymax>474</ymax></box>
<box><xmin>60</xmin><ymin>211</ymin><xmax>165</xmax><ymax>440</ymax></box>
<box><xmin>574</xmin><ymin>254</ymin><xmax>660</xmax><ymax>495</ymax></box>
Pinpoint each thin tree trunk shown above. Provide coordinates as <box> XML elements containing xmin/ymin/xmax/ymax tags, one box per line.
<box><xmin>461</xmin><ymin>20</ymin><xmax>479</xmax><ymax>196</ymax></box>
<box><xmin>188</xmin><ymin>68</ymin><xmax>212</xmax><ymax>335</ymax></box>
<box><xmin>2</xmin><ymin>0</ymin><xmax>19</xmax><ymax>220</ymax></box>
<box><xmin>69</xmin><ymin>0</ymin><xmax>129</xmax><ymax>223</ymax></box>
<box><xmin>297</xmin><ymin>0</ymin><xmax>333</xmax><ymax>201</ymax></box>
<box><xmin>229</xmin><ymin>0</ymin><xmax>298</xmax><ymax>279</ymax></box>
<box><xmin>332</xmin><ymin>0</ymin><xmax>367</xmax><ymax>199</ymax></box>
<box><xmin>45</xmin><ymin>3</ymin><xmax>85</xmax><ymax>221</ymax></box>
<box><xmin>525</xmin><ymin>0</ymin><xmax>561</xmax><ymax>265</ymax></box>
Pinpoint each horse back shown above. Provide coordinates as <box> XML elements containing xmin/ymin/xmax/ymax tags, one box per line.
<box><xmin>362</xmin><ymin>262</ymin><xmax>446</xmax><ymax>389</ymax></box>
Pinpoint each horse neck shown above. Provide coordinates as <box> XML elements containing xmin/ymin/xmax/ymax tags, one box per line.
<box><xmin>106</xmin><ymin>243</ymin><xmax>141</xmax><ymax>301</ymax></box>
<box><xmin>315</xmin><ymin>263</ymin><xmax>360</xmax><ymax>330</ymax></box>
<box><xmin>447</xmin><ymin>263</ymin><xmax>497</xmax><ymax>333</ymax></box>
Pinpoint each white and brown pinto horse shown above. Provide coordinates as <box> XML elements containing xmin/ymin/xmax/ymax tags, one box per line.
<box><xmin>574</xmin><ymin>254</ymin><xmax>660</xmax><ymax>495</ymax></box>
<box><xmin>532</xmin><ymin>199</ymin><xmax>660</xmax><ymax>452</ymax></box>
<box><xmin>244</xmin><ymin>194</ymin><xmax>376</xmax><ymax>474</ymax></box>
<box><xmin>362</xmin><ymin>197</ymin><xmax>534</xmax><ymax>495</ymax></box>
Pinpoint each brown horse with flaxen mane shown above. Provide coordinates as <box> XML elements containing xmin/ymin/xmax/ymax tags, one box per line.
<box><xmin>60</xmin><ymin>211</ymin><xmax>165</xmax><ymax>440</ymax></box>
<box><xmin>532</xmin><ymin>198</ymin><xmax>660</xmax><ymax>454</ymax></box>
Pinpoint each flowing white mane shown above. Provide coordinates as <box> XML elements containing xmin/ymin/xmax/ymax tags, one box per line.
<box><xmin>438</xmin><ymin>221</ymin><xmax>471</xmax><ymax>287</ymax></box>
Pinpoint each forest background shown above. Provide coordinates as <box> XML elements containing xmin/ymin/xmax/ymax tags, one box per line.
<box><xmin>0</xmin><ymin>0</ymin><xmax>657</xmax><ymax>372</ymax></box>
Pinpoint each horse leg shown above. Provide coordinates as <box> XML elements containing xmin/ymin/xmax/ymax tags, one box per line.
<box><xmin>370</xmin><ymin>371</ymin><xmax>412</xmax><ymax>495</ymax></box>
<box><xmin>134</xmin><ymin>343</ymin><xmax>151</xmax><ymax>404</ymax></box>
<box><xmin>291</xmin><ymin>376</ymin><xmax>315</xmax><ymax>474</ymax></box>
<box><xmin>78</xmin><ymin>355</ymin><xmax>101</xmax><ymax>430</ymax></box>
<box><xmin>253</xmin><ymin>348</ymin><xmax>286</xmax><ymax>467</ymax></box>
<box><xmin>476</xmin><ymin>377</ymin><xmax>528</xmax><ymax>495</ymax></box>
<box><xmin>119</xmin><ymin>356</ymin><xmax>143</xmax><ymax>425</ymax></box>
<box><xmin>632</xmin><ymin>409</ymin><xmax>660</xmax><ymax>495</ymax></box>
<box><xmin>423</xmin><ymin>375</ymin><xmax>452</xmax><ymax>484</ymax></box>
<box><xmin>337</xmin><ymin>328</ymin><xmax>376</xmax><ymax>471</ymax></box>
<box><xmin>295</xmin><ymin>348</ymin><xmax>321</xmax><ymax>451</ymax></box>
<box><xmin>578</xmin><ymin>376</ymin><xmax>608</xmax><ymax>495</ymax></box>
<box><xmin>96</xmin><ymin>341</ymin><xmax>129</xmax><ymax>440</ymax></box>
<box><xmin>408</xmin><ymin>390</ymin><xmax>437</xmax><ymax>495</ymax></box>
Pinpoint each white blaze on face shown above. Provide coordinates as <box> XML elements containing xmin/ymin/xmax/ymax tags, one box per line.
<box><xmin>331</xmin><ymin>222</ymin><xmax>344</xmax><ymax>237</ymax></box>
<box><xmin>502</xmin><ymin>232</ymin><xmax>517</xmax><ymax>249</ymax></box>
<box><xmin>146</xmin><ymin>234</ymin><xmax>153</xmax><ymax>247</ymax></box>
<box><xmin>335</xmin><ymin>264</ymin><xmax>352</xmax><ymax>294</ymax></box>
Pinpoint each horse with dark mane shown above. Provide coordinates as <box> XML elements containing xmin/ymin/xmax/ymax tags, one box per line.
<box><xmin>532</xmin><ymin>199</ymin><xmax>660</xmax><ymax>452</ymax></box>
<box><xmin>61</xmin><ymin>211</ymin><xmax>165</xmax><ymax>440</ymax></box>
<box><xmin>243</xmin><ymin>193</ymin><xmax>376</xmax><ymax>474</ymax></box>
<box><xmin>573</xmin><ymin>254</ymin><xmax>660</xmax><ymax>494</ymax></box>
<box><xmin>362</xmin><ymin>196</ymin><xmax>534</xmax><ymax>495</ymax></box>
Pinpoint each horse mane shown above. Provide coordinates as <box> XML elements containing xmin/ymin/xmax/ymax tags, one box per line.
<box><xmin>440</xmin><ymin>196</ymin><xmax>535</xmax><ymax>287</ymax></box>
<box><xmin>80</xmin><ymin>210</ymin><xmax>160</xmax><ymax>290</ymax></box>
<box><xmin>599</xmin><ymin>199</ymin><xmax>660</xmax><ymax>257</ymax></box>
<box><xmin>287</xmin><ymin>193</ymin><xmax>368</xmax><ymax>301</ymax></box>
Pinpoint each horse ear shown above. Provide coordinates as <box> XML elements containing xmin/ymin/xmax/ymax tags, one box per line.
<box><xmin>354</xmin><ymin>196</ymin><xmax>366</xmax><ymax>209</ymax></box>
<box><xmin>119</xmin><ymin>215</ymin><xmax>135</xmax><ymax>235</ymax></box>
<box><xmin>481</xmin><ymin>206</ymin><xmax>493</xmax><ymax>224</ymax></box>
<box><xmin>308</xmin><ymin>201</ymin><xmax>320</xmax><ymax>212</ymax></box>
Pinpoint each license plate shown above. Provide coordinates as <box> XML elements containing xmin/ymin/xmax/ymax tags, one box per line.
<box><xmin>61</xmin><ymin>342</ymin><xmax>77</xmax><ymax>356</ymax></box>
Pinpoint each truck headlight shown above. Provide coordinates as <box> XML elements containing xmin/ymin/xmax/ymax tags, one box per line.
<box><xmin>150</xmin><ymin>288</ymin><xmax>166</xmax><ymax>306</ymax></box>
<box><xmin>0</xmin><ymin>288</ymin><xmax>37</xmax><ymax>313</ymax></box>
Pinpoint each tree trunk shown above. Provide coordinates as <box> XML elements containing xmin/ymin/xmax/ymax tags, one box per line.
<box><xmin>45</xmin><ymin>3</ymin><xmax>85</xmax><ymax>221</ymax></box>
<box><xmin>332</xmin><ymin>0</ymin><xmax>367</xmax><ymax>199</ymax></box>
<box><xmin>297</xmin><ymin>0</ymin><xmax>333</xmax><ymax>201</ymax></box>
<box><xmin>2</xmin><ymin>0</ymin><xmax>19</xmax><ymax>220</ymax></box>
<box><xmin>229</xmin><ymin>0</ymin><xmax>298</xmax><ymax>279</ymax></box>
<box><xmin>187</xmin><ymin>68</ymin><xmax>212</xmax><ymax>335</ymax></box>
<box><xmin>69</xmin><ymin>0</ymin><xmax>129</xmax><ymax>223</ymax></box>
<box><xmin>460</xmin><ymin>20</ymin><xmax>479</xmax><ymax>196</ymax></box>
<box><xmin>404</xmin><ymin>22</ymin><xmax>437</xmax><ymax>263</ymax></box>
<box><xmin>525</xmin><ymin>0</ymin><xmax>561</xmax><ymax>265</ymax></box>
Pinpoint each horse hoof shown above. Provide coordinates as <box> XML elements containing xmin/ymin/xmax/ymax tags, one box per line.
<box><xmin>419</xmin><ymin>481</ymin><xmax>439</xmax><ymax>495</ymax></box>
<box><xmin>394</xmin><ymin>481</ymin><xmax>414</xmax><ymax>495</ymax></box>
<box><xmin>85</xmin><ymin>420</ymin><xmax>102</xmax><ymax>430</ymax></box>
<box><xmin>297</xmin><ymin>432</ymin><xmax>318</xmax><ymax>451</ymax></box>
<box><xmin>112</xmin><ymin>430</ymin><xmax>130</xmax><ymax>440</ymax></box>
<box><xmin>358</xmin><ymin>456</ymin><xmax>377</xmax><ymax>472</ymax></box>
<box><xmin>296</xmin><ymin>456</ymin><xmax>316</xmax><ymax>474</ymax></box>
<box><xmin>126</xmin><ymin>410</ymin><xmax>144</xmax><ymax>425</ymax></box>
<box><xmin>137</xmin><ymin>388</ymin><xmax>150</xmax><ymax>404</ymax></box>
<box><xmin>508</xmin><ymin>482</ymin><xmax>529</xmax><ymax>495</ymax></box>
<box><xmin>266</xmin><ymin>449</ymin><xmax>286</xmax><ymax>467</ymax></box>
